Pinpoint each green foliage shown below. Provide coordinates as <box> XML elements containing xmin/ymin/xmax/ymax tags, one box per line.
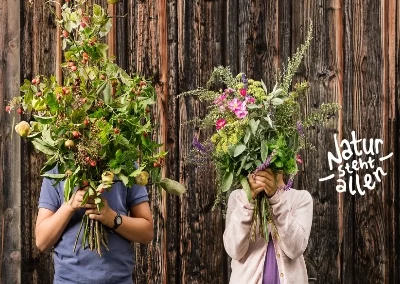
<box><xmin>6</xmin><ymin>0</ymin><xmax>167</xmax><ymax>200</ymax></box>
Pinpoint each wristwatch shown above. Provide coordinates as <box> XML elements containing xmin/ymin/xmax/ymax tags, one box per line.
<box><xmin>112</xmin><ymin>213</ymin><xmax>122</xmax><ymax>230</ymax></box>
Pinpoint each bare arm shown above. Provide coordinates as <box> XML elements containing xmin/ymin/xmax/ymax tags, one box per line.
<box><xmin>85</xmin><ymin>198</ymin><xmax>154</xmax><ymax>244</ymax></box>
<box><xmin>35</xmin><ymin>189</ymin><xmax>95</xmax><ymax>252</ymax></box>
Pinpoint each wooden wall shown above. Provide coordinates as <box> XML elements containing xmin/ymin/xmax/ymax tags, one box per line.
<box><xmin>0</xmin><ymin>0</ymin><xmax>399</xmax><ymax>283</ymax></box>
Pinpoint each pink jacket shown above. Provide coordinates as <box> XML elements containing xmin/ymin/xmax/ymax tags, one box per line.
<box><xmin>223</xmin><ymin>188</ymin><xmax>313</xmax><ymax>284</ymax></box>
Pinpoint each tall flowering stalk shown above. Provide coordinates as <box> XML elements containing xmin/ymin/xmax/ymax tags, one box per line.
<box><xmin>182</xmin><ymin>22</ymin><xmax>341</xmax><ymax>242</ymax></box>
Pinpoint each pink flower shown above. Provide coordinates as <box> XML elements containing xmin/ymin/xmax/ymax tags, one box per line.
<box><xmin>296</xmin><ymin>154</ymin><xmax>303</xmax><ymax>164</ymax></box>
<box><xmin>240</xmin><ymin>88</ymin><xmax>247</xmax><ymax>97</ymax></box>
<box><xmin>229</xmin><ymin>98</ymin><xmax>248</xmax><ymax>119</ymax></box>
<box><xmin>228</xmin><ymin>98</ymin><xmax>242</xmax><ymax>112</ymax></box>
<box><xmin>216</xmin><ymin>118</ymin><xmax>227</xmax><ymax>130</ymax></box>
<box><xmin>235</xmin><ymin>108</ymin><xmax>248</xmax><ymax>119</ymax></box>
<box><xmin>245</xmin><ymin>96</ymin><xmax>256</xmax><ymax>104</ymax></box>
<box><xmin>214</xmin><ymin>94</ymin><xmax>227</xmax><ymax>105</ymax></box>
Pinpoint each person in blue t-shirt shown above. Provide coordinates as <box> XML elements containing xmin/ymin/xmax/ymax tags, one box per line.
<box><xmin>35</xmin><ymin>167</ymin><xmax>153</xmax><ymax>284</ymax></box>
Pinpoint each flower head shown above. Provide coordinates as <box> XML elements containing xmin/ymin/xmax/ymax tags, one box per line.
<box><xmin>296</xmin><ymin>121</ymin><xmax>305</xmax><ymax>137</ymax></box>
<box><xmin>245</xmin><ymin>96</ymin><xmax>255</xmax><ymax>104</ymax></box>
<box><xmin>240</xmin><ymin>88</ymin><xmax>247</xmax><ymax>97</ymax></box>
<box><xmin>192</xmin><ymin>137</ymin><xmax>206</xmax><ymax>153</ymax></box>
<box><xmin>241</xmin><ymin>73</ymin><xmax>248</xmax><ymax>89</ymax></box>
<box><xmin>216</xmin><ymin>118</ymin><xmax>227</xmax><ymax>130</ymax></box>
<box><xmin>296</xmin><ymin>154</ymin><xmax>303</xmax><ymax>164</ymax></box>
<box><xmin>214</xmin><ymin>93</ymin><xmax>227</xmax><ymax>105</ymax></box>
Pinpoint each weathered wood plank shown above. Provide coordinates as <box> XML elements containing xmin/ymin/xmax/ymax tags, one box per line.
<box><xmin>290</xmin><ymin>1</ymin><xmax>342</xmax><ymax>283</ymax></box>
<box><xmin>177</xmin><ymin>0</ymin><xmax>225</xmax><ymax>283</ymax></box>
<box><xmin>0</xmin><ymin>0</ymin><xmax>21</xmax><ymax>283</ymax></box>
<box><xmin>165</xmin><ymin>0</ymin><xmax>181</xmax><ymax>283</ymax></box>
<box><xmin>20</xmin><ymin>1</ymin><xmax>58</xmax><ymax>283</ymax></box>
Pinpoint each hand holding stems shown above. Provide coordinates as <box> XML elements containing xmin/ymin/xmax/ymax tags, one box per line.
<box><xmin>84</xmin><ymin>196</ymin><xmax>116</xmax><ymax>229</ymax></box>
<box><xmin>248</xmin><ymin>168</ymin><xmax>285</xmax><ymax>199</ymax></box>
<box><xmin>65</xmin><ymin>187</ymin><xmax>97</xmax><ymax>212</ymax></box>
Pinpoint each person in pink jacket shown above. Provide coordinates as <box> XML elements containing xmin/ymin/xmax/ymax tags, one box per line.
<box><xmin>223</xmin><ymin>169</ymin><xmax>313</xmax><ymax>284</ymax></box>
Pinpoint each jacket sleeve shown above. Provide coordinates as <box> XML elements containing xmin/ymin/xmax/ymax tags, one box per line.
<box><xmin>269</xmin><ymin>189</ymin><xmax>313</xmax><ymax>259</ymax></box>
<box><xmin>223</xmin><ymin>189</ymin><xmax>254</xmax><ymax>260</ymax></box>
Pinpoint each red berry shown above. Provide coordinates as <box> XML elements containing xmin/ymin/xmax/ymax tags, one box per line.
<box><xmin>80</xmin><ymin>22</ymin><xmax>87</xmax><ymax>28</ymax></box>
<box><xmin>114</xmin><ymin>128</ymin><xmax>120</xmax><ymax>134</ymax></box>
<box><xmin>70</xmin><ymin>66</ymin><xmax>77</xmax><ymax>71</ymax></box>
<box><xmin>142</xmin><ymin>132</ymin><xmax>148</xmax><ymax>137</ymax></box>
<box><xmin>5</xmin><ymin>106</ymin><xmax>11</xmax><ymax>113</ymax></box>
<box><xmin>82</xmin><ymin>52</ymin><xmax>88</xmax><ymax>57</ymax></box>
<box><xmin>62</xmin><ymin>30</ymin><xmax>69</xmax><ymax>38</ymax></box>
<box><xmin>140</xmin><ymin>81</ymin><xmax>146</xmax><ymax>86</ymax></box>
<box><xmin>81</xmin><ymin>59</ymin><xmax>87</xmax><ymax>64</ymax></box>
<box><xmin>83</xmin><ymin>119</ymin><xmax>89</xmax><ymax>126</ymax></box>
<box><xmin>100</xmin><ymin>74</ymin><xmax>106</xmax><ymax>80</ymax></box>
<box><xmin>56</xmin><ymin>94</ymin><xmax>63</xmax><ymax>101</ymax></box>
<box><xmin>81</xmin><ymin>98</ymin><xmax>87</xmax><ymax>104</ymax></box>
<box><xmin>98</xmin><ymin>187</ymin><xmax>104</xmax><ymax>193</ymax></box>
<box><xmin>82</xmin><ymin>180</ymin><xmax>89</xmax><ymax>187</ymax></box>
<box><xmin>17</xmin><ymin>108</ymin><xmax>23</xmax><ymax>114</ymax></box>
<box><xmin>72</xmin><ymin>130</ymin><xmax>81</xmax><ymax>139</ymax></box>
<box><xmin>90</xmin><ymin>160</ymin><xmax>97</xmax><ymax>167</ymax></box>
<box><xmin>85</xmin><ymin>156</ymin><xmax>90</xmax><ymax>163</ymax></box>
<box><xmin>153</xmin><ymin>162</ymin><xmax>160</xmax><ymax>168</ymax></box>
<box><xmin>36</xmin><ymin>92</ymin><xmax>42</xmax><ymax>97</ymax></box>
<box><xmin>145</xmin><ymin>108</ymin><xmax>150</xmax><ymax>113</ymax></box>
<box><xmin>68</xmin><ymin>61</ymin><xmax>74</xmax><ymax>67</ymax></box>
<box><xmin>31</xmin><ymin>78</ymin><xmax>37</xmax><ymax>84</ymax></box>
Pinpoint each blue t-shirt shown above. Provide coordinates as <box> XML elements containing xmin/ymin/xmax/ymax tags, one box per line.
<box><xmin>38</xmin><ymin>167</ymin><xmax>149</xmax><ymax>284</ymax></box>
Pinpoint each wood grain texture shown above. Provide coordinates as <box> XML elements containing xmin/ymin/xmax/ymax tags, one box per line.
<box><xmin>177</xmin><ymin>0</ymin><xmax>224</xmax><ymax>283</ymax></box>
<box><xmin>19</xmin><ymin>1</ymin><xmax>58</xmax><ymax>283</ymax></box>
<box><xmin>0</xmin><ymin>0</ymin><xmax>399</xmax><ymax>283</ymax></box>
<box><xmin>0</xmin><ymin>0</ymin><xmax>21</xmax><ymax>283</ymax></box>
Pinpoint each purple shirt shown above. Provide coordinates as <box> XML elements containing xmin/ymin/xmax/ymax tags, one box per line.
<box><xmin>263</xmin><ymin>234</ymin><xmax>280</xmax><ymax>284</ymax></box>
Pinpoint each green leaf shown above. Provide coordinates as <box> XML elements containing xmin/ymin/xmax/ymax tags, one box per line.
<box><xmin>240</xmin><ymin>176</ymin><xmax>253</xmax><ymax>202</ymax></box>
<box><xmin>32</xmin><ymin>140</ymin><xmax>56</xmax><ymax>155</ymax></box>
<box><xmin>233</xmin><ymin>144</ymin><xmax>246</xmax><ymax>157</ymax></box>
<box><xmin>129</xmin><ymin>164</ymin><xmax>145</xmax><ymax>177</ymax></box>
<box><xmin>40</xmin><ymin>154</ymin><xmax>58</xmax><ymax>173</ymax></box>
<box><xmin>244</xmin><ymin>161</ymin><xmax>254</xmax><ymax>171</ymax></box>
<box><xmin>243</xmin><ymin>128</ymin><xmax>251</xmax><ymax>144</ymax></box>
<box><xmin>103</xmin><ymin>82</ymin><xmax>112</xmax><ymax>104</ymax></box>
<box><xmin>33</xmin><ymin>114</ymin><xmax>56</xmax><ymax>124</ymax></box>
<box><xmin>271</xmin><ymin>98</ymin><xmax>284</xmax><ymax>105</ymax></box>
<box><xmin>220</xmin><ymin>172</ymin><xmax>233</xmax><ymax>192</ymax></box>
<box><xmin>249</xmin><ymin>119</ymin><xmax>260</xmax><ymax>135</ymax></box>
<box><xmin>118</xmin><ymin>174</ymin><xmax>129</xmax><ymax>186</ymax></box>
<box><xmin>41</xmin><ymin>173</ymin><xmax>66</xmax><ymax>179</ymax></box>
<box><xmin>246</xmin><ymin>104</ymin><xmax>260</xmax><ymax>109</ymax></box>
<box><xmin>63</xmin><ymin>177</ymin><xmax>72</xmax><ymax>202</ymax></box>
<box><xmin>261</xmin><ymin>141</ymin><xmax>268</xmax><ymax>162</ymax></box>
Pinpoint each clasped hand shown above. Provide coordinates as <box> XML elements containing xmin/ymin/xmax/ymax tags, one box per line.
<box><xmin>248</xmin><ymin>168</ymin><xmax>280</xmax><ymax>199</ymax></box>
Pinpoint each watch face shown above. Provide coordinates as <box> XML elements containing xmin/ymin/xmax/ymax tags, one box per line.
<box><xmin>116</xmin><ymin>215</ymin><xmax>122</xmax><ymax>225</ymax></box>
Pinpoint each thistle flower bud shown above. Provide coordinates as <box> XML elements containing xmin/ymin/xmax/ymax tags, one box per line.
<box><xmin>159</xmin><ymin>178</ymin><xmax>186</xmax><ymax>196</ymax></box>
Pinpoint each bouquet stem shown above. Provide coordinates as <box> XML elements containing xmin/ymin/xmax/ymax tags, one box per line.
<box><xmin>73</xmin><ymin>215</ymin><xmax>109</xmax><ymax>256</ymax></box>
<box><xmin>250</xmin><ymin>192</ymin><xmax>280</xmax><ymax>242</ymax></box>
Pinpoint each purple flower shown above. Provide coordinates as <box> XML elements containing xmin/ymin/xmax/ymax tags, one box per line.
<box><xmin>192</xmin><ymin>137</ymin><xmax>206</xmax><ymax>153</ymax></box>
<box><xmin>284</xmin><ymin>175</ymin><xmax>294</xmax><ymax>191</ymax></box>
<box><xmin>296</xmin><ymin>121</ymin><xmax>305</xmax><ymax>137</ymax></box>
<box><xmin>254</xmin><ymin>149</ymin><xmax>277</xmax><ymax>175</ymax></box>
<box><xmin>241</xmin><ymin>73</ymin><xmax>248</xmax><ymax>89</ymax></box>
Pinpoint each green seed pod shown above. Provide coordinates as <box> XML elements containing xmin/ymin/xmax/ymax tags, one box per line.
<box><xmin>159</xmin><ymin>178</ymin><xmax>186</xmax><ymax>196</ymax></box>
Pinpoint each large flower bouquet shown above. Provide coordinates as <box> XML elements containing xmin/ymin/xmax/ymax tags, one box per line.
<box><xmin>185</xmin><ymin>23</ymin><xmax>340</xmax><ymax>241</ymax></box>
<box><xmin>6</xmin><ymin>0</ymin><xmax>185</xmax><ymax>256</ymax></box>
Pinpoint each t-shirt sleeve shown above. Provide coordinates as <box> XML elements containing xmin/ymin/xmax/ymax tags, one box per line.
<box><xmin>127</xmin><ymin>184</ymin><xmax>149</xmax><ymax>209</ymax></box>
<box><xmin>38</xmin><ymin>172</ymin><xmax>63</xmax><ymax>212</ymax></box>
